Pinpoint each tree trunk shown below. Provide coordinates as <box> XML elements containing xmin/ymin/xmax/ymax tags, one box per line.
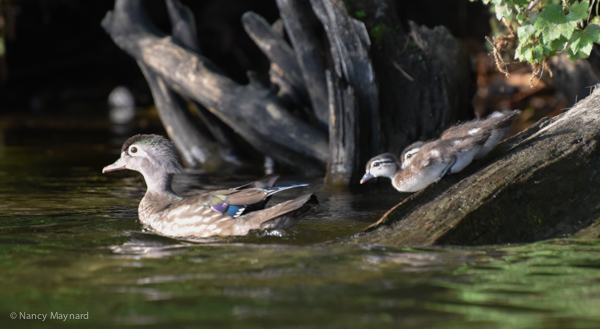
<box><xmin>350</xmin><ymin>89</ymin><xmax>600</xmax><ymax>246</ymax></box>
<box><xmin>346</xmin><ymin>0</ymin><xmax>475</xmax><ymax>157</ymax></box>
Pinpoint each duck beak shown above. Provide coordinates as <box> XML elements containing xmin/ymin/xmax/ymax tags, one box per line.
<box><xmin>102</xmin><ymin>157</ymin><xmax>127</xmax><ymax>173</ymax></box>
<box><xmin>360</xmin><ymin>172</ymin><xmax>374</xmax><ymax>184</ymax></box>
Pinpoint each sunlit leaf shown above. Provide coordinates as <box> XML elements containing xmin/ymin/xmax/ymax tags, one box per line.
<box><xmin>534</xmin><ymin>4</ymin><xmax>566</xmax><ymax>30</ymax></box>
<box><xmin>518</xmin><ymin>23</ymin><xmax>537</xmax><ymax>39</ymax></box>
<box><xmin>567</xmin><ymin>0</ymin><xmax>589</xmax><ymax>22</ymax></box>
<box><xmin>570</xmin><ymin>24</ymin><xmax>600</xmax><ymax>57</ymax></box>
<box><xmin>494</xmin><ymin>3</ymin><xmax>514</xmax><ymax>20</ymax></box>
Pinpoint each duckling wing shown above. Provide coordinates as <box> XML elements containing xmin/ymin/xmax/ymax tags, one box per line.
<box><xmin>441</xmin><ymin>120</ymin><xmax>484</xmax><ymax>139</ymax></box>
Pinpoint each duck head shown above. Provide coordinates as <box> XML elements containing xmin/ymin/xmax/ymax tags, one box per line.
<box><xmin>103</xmin><ymin>134</ymin><xmax>183</xmax><ymax>192</ymax></box>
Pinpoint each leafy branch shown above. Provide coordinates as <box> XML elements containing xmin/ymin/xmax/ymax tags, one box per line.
<box><xmin>476</xmin><ymin>0</ymin><xmax>600</xmax><ymax>86</ymax></box>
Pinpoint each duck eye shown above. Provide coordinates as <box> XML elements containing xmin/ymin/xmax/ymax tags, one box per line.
<box><xmin>130</xmin><ymin>146</ymin><xmax>138</xmax><ymax>154</ymax></box>
<box><xmin>406</xmin><ymin>154</ymin><xmax>412</xmax><ymax>159</ymax></box>
<box><xmin>373</xmin><ymin>162</ymin><xmax>380</xmax><ymax>168</ymax></box>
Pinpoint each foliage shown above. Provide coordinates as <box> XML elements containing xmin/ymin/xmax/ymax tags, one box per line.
<box><xmin>474</xmin><ymin>0</ymin><xmax>600</xmax><ymax>81</ymax></box>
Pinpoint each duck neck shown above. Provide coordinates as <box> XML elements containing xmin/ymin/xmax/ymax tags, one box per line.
<box><xmin>142</xmin><ymin>172</ymin><xmax>178</xmax><ymax>197</ymax></box>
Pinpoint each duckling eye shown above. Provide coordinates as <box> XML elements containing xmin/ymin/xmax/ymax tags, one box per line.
<box><xmin>130</xmin><ymin>146</ymin><xmax>138</xmax><ymax>154</ymax></box>
<box><xmin>406</xmin><ymin>154</ymin><xmax>412</xmax><ymax>159</ymax></box>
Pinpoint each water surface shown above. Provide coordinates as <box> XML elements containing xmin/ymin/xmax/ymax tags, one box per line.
<box><xmin>1</xmin><ymin>127</ymin><xmax>600</xmax><ymax>329</ymax></box>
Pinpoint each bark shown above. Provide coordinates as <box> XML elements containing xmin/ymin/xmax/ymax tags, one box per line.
<box><xmin>324</xmin><ymin>70</ymin><xmax>359</xmax><ymax>187</ymax></box>
<box><xmin>138</xmin><ymin>0</ymin><xmax>228</xmax><ymax>169</ymax></box>
<box><xmin>164</xmin><ymin>0</ymin><xmax>248</xmax><ymax>165</ymax></box>
<box><xmin>310</xmin><ymin>0</ymin><xmax>380</xmax><ymax>186</ymax></box>
<box><xmin>241</xmin><ymin>11</ymin><xmax>314</xmax><ymax>122</ymax></box>
<box><xmin>350</xmin><ymin>89</ymin><xmax>600</xmax><ymax>246</ymax></box>
<box><xmin>276</xmin><ymin>0</ymin><xmax>329</xmax><ymax>130</ymax></box>
<box><xmin>139</xmin><ymin>64</ymin><xmax>224</xmax><ymax>169</ymax></box>
<box><xmin>348</xmin><ymin>0</ymin><xmax>474</xmax><ymax>157</ymax></box>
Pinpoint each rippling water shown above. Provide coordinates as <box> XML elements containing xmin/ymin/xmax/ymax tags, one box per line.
<box><xmin>1</xmin><ymin>128</ymin><xmax>600</xmax><ymax>328</ymax></box>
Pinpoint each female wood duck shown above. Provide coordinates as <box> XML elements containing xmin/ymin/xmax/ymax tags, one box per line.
<box><xmin>399</xmin><ymin>110</ymin><xmax>521</xmax><ymax>169</ymax></box>
<box><xmin>360</xmin><ymin>133</ymin><xmax>489</xmax><ymax>192</ymax></box>
<box><xmin>102</xmin><ymin>134</ymin><xmax>318</xmax><ymax>238</ymax></box>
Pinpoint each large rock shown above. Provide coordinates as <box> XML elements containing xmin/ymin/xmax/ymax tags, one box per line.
<box><xmin>351</xmin><ymin>87</ymin><xmax>600</xmax><ymax>246</ymax></box>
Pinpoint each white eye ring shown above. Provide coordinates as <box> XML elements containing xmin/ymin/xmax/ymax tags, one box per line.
<box><xmin>128</xmin><ymin>145</ymin><xmax>146</xmax><ymax>157</ymax></box>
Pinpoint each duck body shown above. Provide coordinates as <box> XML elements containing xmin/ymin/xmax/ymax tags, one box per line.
<box><xmin>398</xmin><ymin>110</ymin><xmax>520</xmax><ymax>171</ymax></box>
<box><xmin>441</xmin><ymin>109</ymin><xmax>521</xmax><ymax>159</ymax></box>
<box><xmin>103</xmin><ymin>134</ymin><xmax>318</xmax><ymax>238</ymax></box>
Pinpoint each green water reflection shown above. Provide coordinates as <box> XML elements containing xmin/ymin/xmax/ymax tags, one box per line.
<box><xmin>1</xmin><ymin>129</ymin><xmax>600</xmax><ymax>329</ymax></box>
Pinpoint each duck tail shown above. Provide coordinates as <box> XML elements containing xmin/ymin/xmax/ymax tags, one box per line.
<box><xmin>235</xmin><ymin>194</ymin><xmax>319</xmax><ymax>234</ymax></box>
<box><xmin>265</xmin><ymin>182</ymin><xmax>309</xmax><ymax>197</ymax></box>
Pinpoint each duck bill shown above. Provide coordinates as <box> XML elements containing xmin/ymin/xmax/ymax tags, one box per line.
<box><xmin>102</xmin><ymin>157</ymin><xmax>127</xmax><ymax>173</ymax></box>
<box><xmin>360</xmin><ymin>172</ymin><xmax>374</xmax><ymax>184</ymax></box>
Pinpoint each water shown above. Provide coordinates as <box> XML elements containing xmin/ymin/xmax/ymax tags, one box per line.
<box><xmin>1</xmin><ymin>127</ymin><xmax>600</xmax><ymax>328</ymax></box>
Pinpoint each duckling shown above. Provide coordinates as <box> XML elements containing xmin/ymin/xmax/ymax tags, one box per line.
<box><xmin>102</xmin><ymin>134</ymin><xmax>318</xmax><ymax>238</ymax></box>
<box><xmin>361</xmin><ymin>133</ymin><xmax>488</xmax><ymax>192</ymax></box>
<box><xmin>399</xmin><ymin>110</ymin><xmax>521</xmax><ymax>170</ymax></box>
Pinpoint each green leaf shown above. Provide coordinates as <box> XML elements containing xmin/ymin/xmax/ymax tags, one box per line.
<box><xmin>534</xmin><ymin>45</ymin><xmax>545</xmax><ymax>63</ymax></box>
<box><xmin>355</xmin><ymin>10</ymin><xmax>366</xmax><ymax>18</ymax></box>
<box><xmin>536</xmin><ymin>4</ymin><xmax>577</xmax><ymax>42</ymax></box>
<box><xmin>548</xmin><ymin>36</ymin><xmax>568</xmax><ymax>53</ymax></box>
<box><xmin>0</xmin><ymin>37</ymin><xmax>4</xmax><ymax>57</ymax></box>
<box><xmin>559</xmin><ymin>20</ymin><xmax>578</xmax><ymax>40</ymax></box>
<box><xmin>523</xmin><ymin>46</ymin><xmax>534</xmax><ymax>62</ymax></box>
<box><xmin>570</xmin><ymin>24</ymin><xmax>600</xmax><ymax>57</ymax></box>
<box><xmin>567</xmin><ymin>1</ymin><xmax>589</xmax><ymax>22</ymax></box>
<box><xmin>494</xmin><ymin>4</ymin><xmax>511</xmax><ymax>20</ymax></box>
<box><xmin>534</xmin><ymin>4</ymin><xmax>566</xmax><ymax>31</ymax></box>
<box><xmin>517</xmin><ymin>24</ymin><xmax>537</xmax><ymax>41</ymax></box>
<box><xmin>566</xmin><ymin>47</ymin><xmax>580</xmax><ymax>61</ymax></box>
<box><xmin>585</xmin><ymin>23</ymin><xmax>600</xmax><ymax>42</ymax></box>
<box><xmin>542</xmin><ymin>22</ymin><xmax>577</xmax><ymax>43</ymax></box>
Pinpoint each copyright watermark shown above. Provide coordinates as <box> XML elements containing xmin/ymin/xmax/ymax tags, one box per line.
<box><xmin>9</xmin><ymin>312</ymin><xmax>89</xmax><ymax>321</ymax></box>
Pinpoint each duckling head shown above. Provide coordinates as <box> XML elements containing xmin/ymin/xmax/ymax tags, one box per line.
<box><xmin>360</xmin><ymin>153</ymin><xmax>400</xmax><ymax>184</ymax></box>
<box><xmin>400</xmin><ymin>141</ymin><xmax>425</xmax><ymax>169</ymax></box>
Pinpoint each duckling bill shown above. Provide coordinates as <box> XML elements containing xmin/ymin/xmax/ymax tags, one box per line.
<box><xmin>103</xmin><ymin>134</ymin><xmax>318</xmax><ymax>238</ymax></box>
